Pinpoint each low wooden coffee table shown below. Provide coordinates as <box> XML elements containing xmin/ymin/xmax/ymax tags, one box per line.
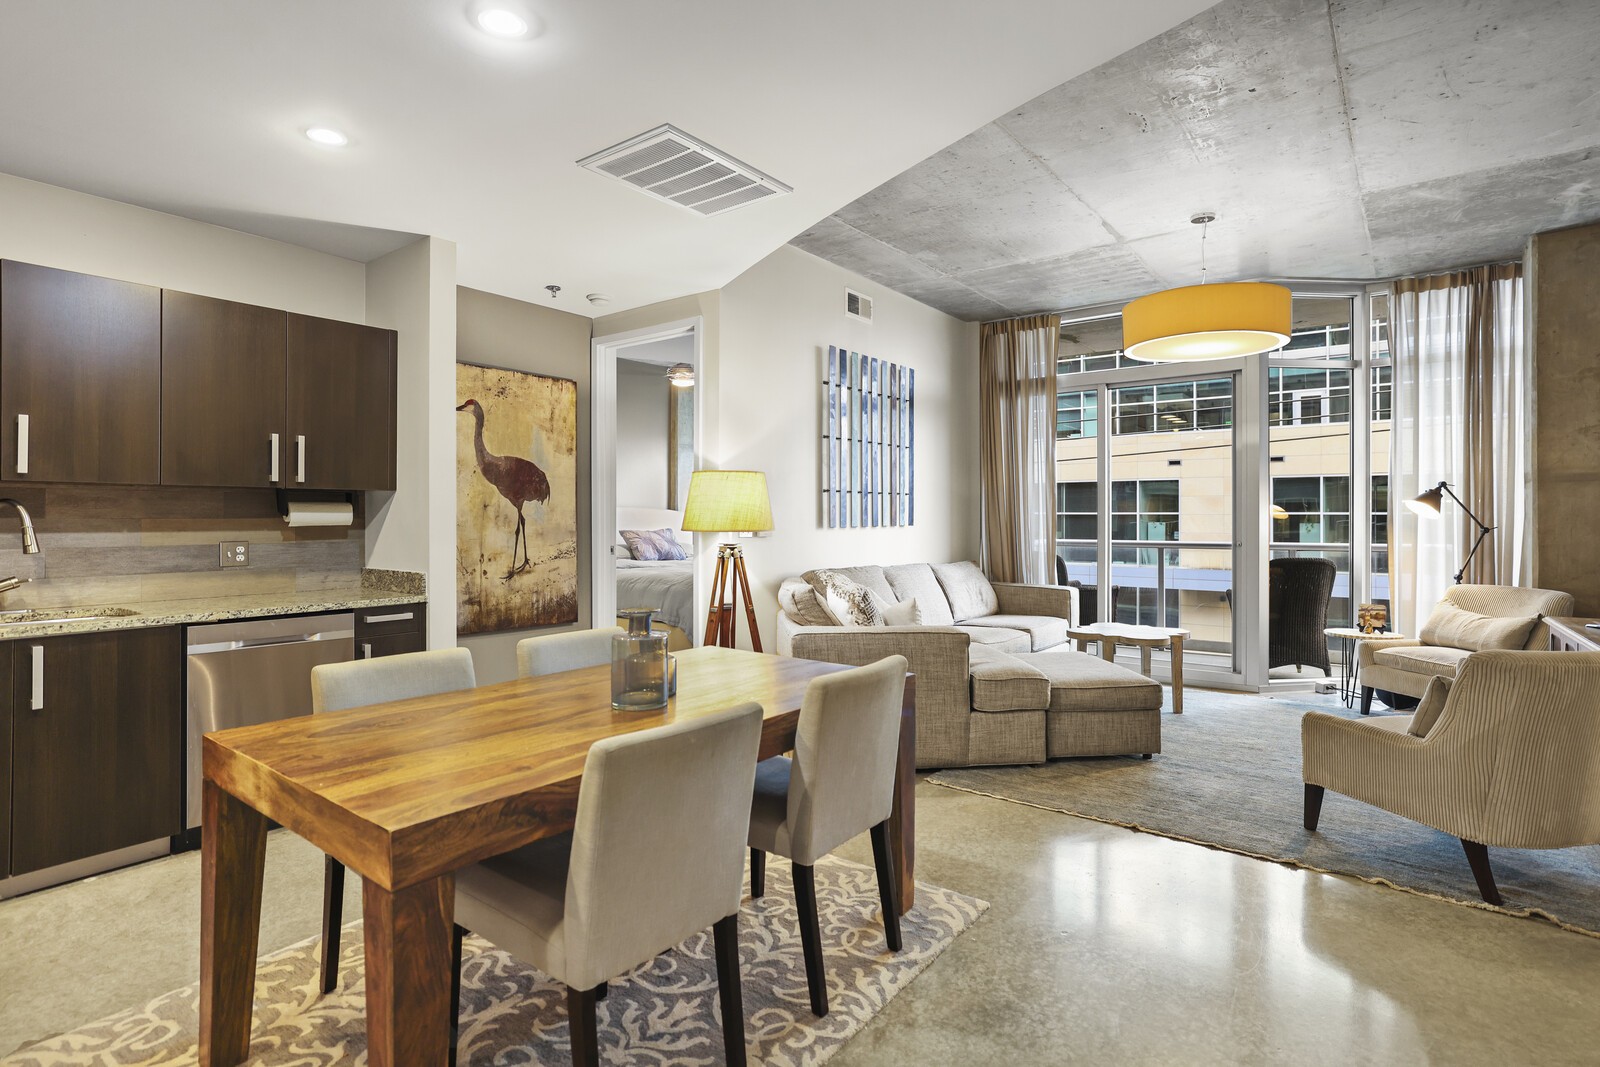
<box><xmin>1065</xmin><ymin>622</ymin><xmax>1191</xmax><ymax>713</ymax></box>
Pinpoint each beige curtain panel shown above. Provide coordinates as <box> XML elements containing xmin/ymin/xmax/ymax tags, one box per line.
<box><xmin>1389</xmin><ymin>262</ymin><xmax>1528</xmax><ymax>635</ymax></box>
<box><xmin>979</xmin><ymin>314</ymin><xmax>1059</xmax><ymax>585</ymax></box>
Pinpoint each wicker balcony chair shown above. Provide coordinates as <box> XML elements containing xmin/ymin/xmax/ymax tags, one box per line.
<box><xmin>1269</xmin><ymin>556</ymin><xmax>1336</xmax><ymax>675</ymax></box>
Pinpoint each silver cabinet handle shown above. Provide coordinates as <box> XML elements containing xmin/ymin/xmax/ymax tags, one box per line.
<box><xmin>363</xmin><ymin>612</ymin><xmax>414</xmax><ymax>624</ymax></box>
<box><xmin>270</xmin><ymin>432</ymin><xmax>280</xmax><ymax>483</ymax></box>
<box><xmin>296</xmin><ymin>435</ymin><xmax>306</xmax><ymax>483</ymax></box>
<box><xmin>16</xmin><ymin>414</ymin><xmax>29</xmax><ymax>475</ymax></box>
<box><xmin>360</xmin><ymin>642</ymin><xmax>373</xmax><ymax>659</ymax></box>
<box><xmin>29</xmin><ymin>643</ymin><xmax>43</xmax><ymax>710</ymax></box>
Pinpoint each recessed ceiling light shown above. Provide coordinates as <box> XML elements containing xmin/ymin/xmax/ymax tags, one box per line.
<box><xmin>304</xmin><ymin>127</ymin><xmax>349</xmax><ymax>147</ymax></box>
<box><xmin>475</xmin><ymin>7</ymin><xmax>530</xmax><ymax>37</ymax></box>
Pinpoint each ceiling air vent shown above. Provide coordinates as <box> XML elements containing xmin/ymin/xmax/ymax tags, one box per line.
<box><xmin>577</xmin><ymin>124</ymin><xmax>792</xmax><ymax>217</ymax></box>
<box><xmin>845</xmin><ymin>288</ymin><xmax>873</xmax><ymax>323</ymax></box>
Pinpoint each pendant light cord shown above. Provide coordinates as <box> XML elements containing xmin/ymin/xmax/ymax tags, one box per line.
<box><xmin>1200</xmin><ymin>217</ymin><xmax>1208</xmax><ymax>285</ymax></box>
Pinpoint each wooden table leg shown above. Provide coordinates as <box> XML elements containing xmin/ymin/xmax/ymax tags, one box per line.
<box><xmin>1170</xmin><ymin>635</ymin><xmax>1184</xmax><ymax>714</ymax></box>
<box><xmin>1139</xmin><ymin>645</ymin><xmax>1152</xmax><ymax>676</ymax></box>
<box><xmin>199</xmin><ymin>778</ymin><xmax>268</xmax><ymax>1067</ymax></box>
<box><xmin>1100</xmin><ymin>638</ymin><xmax>1117</xmax><ymax>662</ymax></box>
<box><xmin>889</xmin><ymin>675</ymin><xmax>917</xmax><ymax>916</ymax></box>
<box><xmin>364</xmin><ymin>874</ymin><xmax>455</xmax><ymax>1067</ymax></box>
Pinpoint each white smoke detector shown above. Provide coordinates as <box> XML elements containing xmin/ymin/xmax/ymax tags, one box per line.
<box><xmin>577</xmin><ymin>124</ymin><xmax>792</xmax><ymax>217</ymax></box>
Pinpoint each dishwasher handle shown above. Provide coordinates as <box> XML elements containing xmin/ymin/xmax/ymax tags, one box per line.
<box><xmin>187</xmin><ymin>629</ymin><xmax>355</xmax><ymax>655</ymax></box>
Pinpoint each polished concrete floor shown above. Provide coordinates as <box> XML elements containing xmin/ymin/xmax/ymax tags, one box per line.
<box><xmin>3</xmin><ymin>781</ymin><xmax>1599</xmax><ymax>1064</ymax></box>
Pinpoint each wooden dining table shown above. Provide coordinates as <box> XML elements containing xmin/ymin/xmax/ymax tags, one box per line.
<box><xmin>198</xmin><ymin>646</ymin><xmax>916</xmax><ymax>1067</ymax></box>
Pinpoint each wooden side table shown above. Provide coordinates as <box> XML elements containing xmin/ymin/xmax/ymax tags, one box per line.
<box><xmin>1547</xmin><ymin>617</ymin><xmax>1600</xmax><ymax>653</ymax></box>
<box><xmin>1065</xmin><ymin>622</ymin><xmax>1191</xmax><ymax>713</ymax></box>
<box><xmin>1324</xmin><ymin>627</ymin><xmax>1406</xmax><ymax>709</ymax></box>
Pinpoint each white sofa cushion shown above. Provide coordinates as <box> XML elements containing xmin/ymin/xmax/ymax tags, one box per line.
<box><xmin>932</xmin><ymin>561</ymin><xmax>1000</xmax><ymax>622</ymax></box>
<box><xmin>1373</xmin><ymin>644</ymin><xmax>1472</xmax><ymax>677</ymax></box>
<box><xmin>961</xmin><ymin>613</ymin><xmax>1070</xmax><ymax>652</ymax></box>
<box><xmin>955</xmin><ymin>624</ymin><xmax>1030</xmax><ymax>653</ymax></box>
<box><xmin>883</xmin><ymin>563</ymin><xmax>956</xmax><ymax>626</ymax></box>
<box><xmin>1420</xmin><ymin>600</ymin><xmax>1539</xmax><ymax>651</ymax></box>
<box><xmin>968</xmin><ymin>645</ymin><xmax>1050</xmax><ymax>712</ymax></box>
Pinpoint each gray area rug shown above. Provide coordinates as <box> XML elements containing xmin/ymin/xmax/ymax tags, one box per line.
<box><xmin>930</xmin><ymin>688</ymin><xmax>1600</xmax><ymax>937</ymax></box>
<box><xmin>4</xmin><ymin>856</ymin><xmax>985</xmax><ymax>1066</ymax></box>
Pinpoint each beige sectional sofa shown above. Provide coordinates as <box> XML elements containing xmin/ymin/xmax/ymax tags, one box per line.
<box><xmin>776</xmin><ymin>562</ymin><xmax>1164</xmax><ymax>768</ymax></box>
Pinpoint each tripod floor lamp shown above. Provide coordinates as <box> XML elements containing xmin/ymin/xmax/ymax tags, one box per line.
<box><xmin>1406</xmin><ymin>480</ymin><xmax>1495</xmax><ymax>584</ymax></box>
<box><xmin>682</xmin><ymin>469</ymin><xmax>773</xmax><ymax>651</ymax></box>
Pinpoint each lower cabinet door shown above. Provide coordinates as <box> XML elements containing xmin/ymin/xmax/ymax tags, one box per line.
<box><xmin>9</xmin><ymin>628</ymin><xmax>183</xmax><ymax>875</ymax></box>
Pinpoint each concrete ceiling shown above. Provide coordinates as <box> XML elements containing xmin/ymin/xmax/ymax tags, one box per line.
<box><xmin>791</xmin><ymin>0</ymin><xmax>1600</xmax><ymax>321</ymax></box>
<box><xmin>0</xmin><ymin>0</ymin><xmax>1216</xmax><ymax>315</ymax></box>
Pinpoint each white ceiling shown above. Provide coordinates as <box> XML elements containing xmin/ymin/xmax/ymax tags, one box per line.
<box><xmin>0</xmin><ymin>0</ymin><xmax>1216</xmax><ymax>316</ymax></box>
<box><xmin>791</xmin><ymin>0</ymin><xmax>1600</xmax><ymax>320</ymax></box>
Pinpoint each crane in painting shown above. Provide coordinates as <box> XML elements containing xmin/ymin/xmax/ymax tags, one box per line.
<box><xmin>456</xmin><ymin>398</ymin><xmax>550</xmax><ymax>579</ymax></box>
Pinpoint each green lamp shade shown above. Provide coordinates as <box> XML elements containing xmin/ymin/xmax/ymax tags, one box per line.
<box><xmin>682</xmin><ymin>470</ymin><xmax>773</xmax><ymax>533</ymax></box>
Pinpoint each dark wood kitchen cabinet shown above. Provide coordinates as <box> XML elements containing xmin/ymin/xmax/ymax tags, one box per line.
<box><xmin>287</xmin><ymin>313</ymin><xmax>397</xmax><ymax>491</ymax></box>
<box><xmin>160</xmin><ymin>291</ymin><xmax>288</xmax><ymax>487</ymax></box>
<box><xmin>355</xmin><ymin>602</ymin><xmax>427</xmax><ymax>659</ymax></box>
<box><xmin>7</xmin><ymin>627</ymin><xmax>183</xmax><ymax>876</ymax></box>
<box><xmin>0</xmin><ymin>650</ymin><xmax>11</xmax><ymax>877</ymax></box>
<box><xmin>0</xmin><ymin>260</ymin><xmax>162</xmax><ymax>484</ymax></box>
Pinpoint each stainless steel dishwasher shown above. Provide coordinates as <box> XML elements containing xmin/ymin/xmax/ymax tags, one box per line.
<box><xmin>185</xmin><ymin>613</ymin><xmax>354</xmax><ymax>829</ymax></box>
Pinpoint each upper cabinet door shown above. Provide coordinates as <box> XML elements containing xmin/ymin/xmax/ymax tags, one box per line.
<box><xmin>161</xmin><ymin>291</ymin><xmax>288</xmax><ymax>487</ymax></box>
<box><xmin>286</xmin><ymin>313</ymin><xmax>396</xmax><ymax>490</ymax></box>
<box><xmin>0</xmin><ymin>261</ymin><xmax>162</xmax><ymax>484</ymax></box>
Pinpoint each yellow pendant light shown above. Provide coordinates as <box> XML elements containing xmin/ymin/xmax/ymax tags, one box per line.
<box><xmin>1122</xmin><ymin>213</ymin><xmax>1291</xmax><ymax>362</ymax></box>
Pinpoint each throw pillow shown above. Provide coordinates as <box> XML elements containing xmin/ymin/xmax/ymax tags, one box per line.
<box><xmin>882</xmin><ymin>597</ymin><xmax>922</xmax><ymax>626</ymax></box>
<box><xmin>621</xmin><ymin>528</ymin><xmax>689</xmax><ymax>561</ymax></box>
<box><xmin>1407</xmin><ymin>675</ymin><xmax>1454</xmax><ymax>738</ymax></box>
<box><xmin>931</xmin><ymin>561</ymin><xmax>1000</xmax><ymax>622</ymax></box>
<box><xmin>779</xmin><ymin>581</ymin><xmax>836</xmax><ymax>627</ymax></box>
<box><xmin>1419</xmin><ymin>600</ymin><xmax>1538</xmax><ymax>651</ymax></box>
<box><xmin>803</xmin><ymin>569</ymin><xmax>883</xmax><ymax>627</ymax></box>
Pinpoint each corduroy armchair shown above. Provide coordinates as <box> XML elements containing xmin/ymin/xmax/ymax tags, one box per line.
<box><xmin>1302</xmin><ymin>649</ymin><xmax>1600</xmax><ymax>905</ymax></box>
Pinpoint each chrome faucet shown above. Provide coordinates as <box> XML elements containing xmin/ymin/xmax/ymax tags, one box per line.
<box><xmin>0</xmin><ymin>498</ymin><xmax>40</xmax><ymax>554</ymax></box>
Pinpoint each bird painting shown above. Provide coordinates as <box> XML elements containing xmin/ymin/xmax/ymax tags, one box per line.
<box><xmin>455</xmin><ymin>364</ymin><xmax>578</xmax><ymax>635</ymax></box>
<box><xmin>457</xmin><ymin>398</ymin><xmax>551</xmax><ymax>579</ymax></box>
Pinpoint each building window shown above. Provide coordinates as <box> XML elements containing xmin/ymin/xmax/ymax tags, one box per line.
<box><xmin>1273</xmin><ymin>475</ymin><xmax>1350</xmax><ymax>544</ymax></box>
<box><xmin>1056</xmin><ymin>389</ymin><xmax>1098</xmax><ymax>439</ymax></box>
<box><xmin>1269</xmin><ymin>366</ymin><xmax>1352</xmax><ymax>426</ymax></box>
<box><xmin>1371</xmin><ymin>473</ymin><xmax>1389</xmax><ymax>577</ymax></box>
<box><xmin>1106</xmin><ymin>378</ymin><xmax>1233</xmax><ymax>436</ymax></box>
<box><xmin>1371</xmin><ymin>364</ymin><xmax>1392</xmax><ymax>423</ymax></box>
<box><xmin>1055</xmin><ymin>481</ymin><xmax>1097</xmax><ymax>564</ymax></box>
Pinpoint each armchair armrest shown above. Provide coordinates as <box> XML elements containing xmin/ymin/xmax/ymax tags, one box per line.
<box><xmin>1357</xmin><ymin>637</ymin><xmax>1421</xmax><ymax>671</ymax></box>
<box><xmin>992</xmin><ymin>582</ymin><xmax>1079</xmax><ymax>626</ymax></box>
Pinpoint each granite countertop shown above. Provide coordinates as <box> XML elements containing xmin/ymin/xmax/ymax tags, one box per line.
<box><xmin>0</xmin><ymin>569</ymin><xmax>425</xmax><ymax>640</ymax></box>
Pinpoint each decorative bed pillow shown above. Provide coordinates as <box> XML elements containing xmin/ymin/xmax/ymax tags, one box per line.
<box><xmin>1419</xmin><ymin>600</ymin><xmax>1538</xmax><ymax>651</ymax></box>
<box><xmin>803</xmin><ymin>569</ymin><xmax>884</xmax><ymax>627</ymax></box>
<box><xmin>1407</xmin><ymin>675</ymin><xmax>1453</xmax><ymax>738</ymax></box>
<box><xmin>621</xmin><ymin>528</ymin><xmax>688</xmax><ymax>561</ymax></box>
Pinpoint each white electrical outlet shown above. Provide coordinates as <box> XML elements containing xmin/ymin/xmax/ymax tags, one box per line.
<box><xmin>220</xmin><ymin>541</ymin><xmax>249</xmax><ymax>568</ymax></box>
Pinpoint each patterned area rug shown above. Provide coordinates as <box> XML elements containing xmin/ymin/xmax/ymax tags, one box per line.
<box><xmin>930</xmin><ymin>688</ymin><xmax>1600</xmax><ymax>937</ymax></box>
<box><xmin>4</xmin><ymin>856</ymin><xmax>985</xmax><ymax>1066</ymax></box>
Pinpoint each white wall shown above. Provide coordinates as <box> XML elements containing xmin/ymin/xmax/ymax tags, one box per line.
<box><xmin>616</xmin><ymin>358</ymin><xmax>671</xmax><ymax>509</ymax></box>
<box><xmin>365</xmin><ymin>237</ymin><xmax>459</xmax><ymax>649</ymax></box>
<box><xmin>0</xmin><ymin>172</ymin><xmax>365</xmax><ymax>318</ymax></box>
<box><xmin>714</xmin><ymin>244</ymin><xmax>980</xmax><ymax>643</ymax></box>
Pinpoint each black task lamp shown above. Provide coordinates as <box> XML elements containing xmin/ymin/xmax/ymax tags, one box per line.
<box><xmin>1405</xmin><ymin>481</ymin><xmax>1494</xmax><ymax>585</ymax></box>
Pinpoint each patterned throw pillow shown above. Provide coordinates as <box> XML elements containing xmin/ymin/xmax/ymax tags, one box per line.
<box><xmin>621</xmin><ymin>528</ymin><xmax>688</xmax><ymax>561</ymax></box>
<box><xmin>803</xmin><ymin>569</ymin><xmax>884</xmax><ymax>627</ymax></box>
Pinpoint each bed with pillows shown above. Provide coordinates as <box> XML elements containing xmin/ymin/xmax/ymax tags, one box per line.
<box><xmin>615</xmin><ymin>507</ymin><xmax>695</xmax><ymax>638</ymax></box>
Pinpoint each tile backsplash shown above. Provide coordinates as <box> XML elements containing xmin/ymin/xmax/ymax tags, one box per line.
<box><xmin>0</xmin><ymin>485</ymin><xmax>366</xmax><ymax>608</ymax></box>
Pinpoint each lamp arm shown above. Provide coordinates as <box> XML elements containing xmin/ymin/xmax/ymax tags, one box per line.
<box><xmin>1439</xmin><ymin>482</ymin><xmax>1496</xmax><ymax>584</ymax></box>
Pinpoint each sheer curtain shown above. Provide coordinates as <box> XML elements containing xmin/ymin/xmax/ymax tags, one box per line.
<box><xmin>979</xmin><ymin>314</ymin><xmax>1059</xmax><ymax>584</ymax></box>
<box><xmin>1389</xmin><ymin>263</ymin><xmax>1528</xmax><ymax>635</ymax></box>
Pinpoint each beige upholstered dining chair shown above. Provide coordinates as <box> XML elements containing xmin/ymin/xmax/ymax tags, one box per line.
<box><xmin>1303</xmin><ymin>649</ymin><xmax>1600</xmax><ymax>905</ymax></box>
<box><xmin>454</xmin><ymin>702</ymin><xmax>764</xmax><ymax>1067</ymax></box>
<box><xmin>309</xmin><ymin>648</ymin><xmax>477</xmax><ymax>994</ymax></box>
<box><xmin>748</xmin><ymin>654</ymin><xmax>908</xmax><ymax>1017</ymax></box>
<box><xmin>516</xmin><ymin>626</ymin><xmax>622</xmax><ymax>677</ymax></box>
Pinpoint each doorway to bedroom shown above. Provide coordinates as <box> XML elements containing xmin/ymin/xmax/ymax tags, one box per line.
<box><xmin>590</xmin><ymin>318</ymin><xmax>702</xmax><ymax>650</ymax></box>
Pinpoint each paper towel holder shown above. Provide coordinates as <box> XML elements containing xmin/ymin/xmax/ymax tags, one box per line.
<box><xmin>276</xmin><ymin>489</ymin><xmax>357</xmax><ymax>523</ymax></box>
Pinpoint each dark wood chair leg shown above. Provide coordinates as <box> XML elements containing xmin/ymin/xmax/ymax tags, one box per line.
<box><xmin>713</xmin><ymin>913</ymin><xmax>747</xmax><ymax>1067</ymax></box>
<box><xmin>750</xmin><ymin>848</ymin><xmax>765</xmax><ymax>899</ymax></box>
<box><xmin>319</xmin><ymin>855</ymin><xmax>344</xmax><ymax>994</ymax></box>
<box><xmin>869</xmin><ymin>821</ymin><xmax>903</xmax><ymax>952</ymax></box>
<box><xmin>594</xmin><ymin>981</ymin><xmax>607</xmax><ymax>1001</ymax></box>
<box><xmin>1360</xmin><ymin>686</ymin><xmax>1375</xmax><ymax>715</ymax></box>
<box><xmin>566</xmin><ymin>985</ymin><xmax>601</xmax><ymax>1067</ymax></box>
<box><xmin>791</xmin><ymin>862</ymin><xmax>828</xmax><ymax>1017</ymax></box>
<box><xmin>1304</xmin><ymin>784</ymin><xmax>1325</xmax><ymax>832</ymax></box>
<box><xmin>1142</xmin><ymin>753</ymin><xmax>1153</xmax><ymax>760</ymax></box>
<box><xmin>1461</xmin><ymin>839</ymin><xmax>1503</xmax><ymax>906</ymax></box>
<box><xmin>449</xmin><ymin>924</ymin><xmax>465</xmax><ymax>1067</ymax></box>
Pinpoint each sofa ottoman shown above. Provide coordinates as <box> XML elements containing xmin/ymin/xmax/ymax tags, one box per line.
<box><xmin>965</xmin><ymin>644</ymin><xmax>1049</xmax><ymax>765</ymax></box>
<box><xmin>1019</xmin><ymin>648</ymin><xmax>1164</xmax><ymax>758</ymax></box>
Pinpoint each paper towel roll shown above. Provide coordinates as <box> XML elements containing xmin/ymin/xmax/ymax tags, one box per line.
<box><xmin>283</xmin><ymin>501</ymin><xmax>353</xmax><ymax>527</ymax></box>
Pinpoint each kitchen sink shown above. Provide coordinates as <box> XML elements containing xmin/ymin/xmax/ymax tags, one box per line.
<box><xmin>0</xmin><ymin>606</ymin><xmax>141</xmax><ymax>625</ymax></box>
